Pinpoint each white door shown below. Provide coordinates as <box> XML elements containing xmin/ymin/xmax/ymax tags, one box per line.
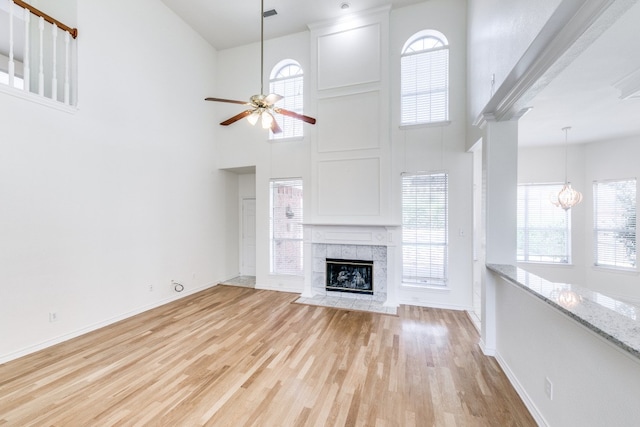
<box><xmin>241</xmin><ymin>198</ymin><xmax>256</xmax><ymax>276</ymax></box>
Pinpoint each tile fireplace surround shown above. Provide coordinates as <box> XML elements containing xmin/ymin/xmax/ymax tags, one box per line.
<box><xmin>301</xmin><ymin>224</ymin><xmax>400</xmax><ymax>309</ymax></box>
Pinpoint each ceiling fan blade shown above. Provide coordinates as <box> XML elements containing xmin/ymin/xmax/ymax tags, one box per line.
<box><xmin>275</xmin><ymin>108</ymin><xmax>317</xmax><ymax>125</ymax></box>
<box><xmin>205</xmin><ymin>97</ymin><xmax>249</xmax><ymax>105</ymax></box>
<box><xmin>270</xmin><ymin>118</ymin><xmax>282</xmax><ymax>134</ymax></box>
<box><xmin>264</xmin><ymin>93</ymin><xmax>284</xmax><ymax>106</ymax></box>
<box><xmin>220</xmin><ymin>110</ymin><xmax>253</xmax><ymax>126</ymax></box>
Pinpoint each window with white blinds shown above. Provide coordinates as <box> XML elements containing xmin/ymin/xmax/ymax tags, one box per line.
<box><xmin>402</xmin><ymin>172</ymin><xmax>448</xmax><ymax>286</ymax></box>
<box><xmin>269</xmin><ymin>61</ymin><xmax>304</xmax><ymax>140</ymax></box>
<box><xmin>593</xmin><ymin>178</ymin><xmax>637</xmax><ymax>269</ymax></box>
<box><xmin>270</xmin><ymin>179</ymin><xmax>304</xmax><ymax>275</ymax></box>
<box><xmin>401</xmin><ymin>31</ymin><xmax>449</xmax><ymax>125</ymax></box>
<box><xmin>517</xmin><ymin>183</ymin><xmax>571</xmax><ymax>263</ymax></box>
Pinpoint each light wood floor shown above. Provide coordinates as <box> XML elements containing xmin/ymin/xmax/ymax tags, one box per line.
<box><xmin>0</xmin><ymin>286</ymin><xmax>535</xmax><ymax>426</ymax></box>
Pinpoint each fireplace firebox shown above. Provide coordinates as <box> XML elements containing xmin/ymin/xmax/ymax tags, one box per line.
<box><xmin>325</xmin><ymin>258</ymin><xmax>373</xmax><ymax>295</ymax></box>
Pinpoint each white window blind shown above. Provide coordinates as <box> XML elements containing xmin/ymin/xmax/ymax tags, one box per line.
<box><xmin>270</xmin><ymin>179</ymin><xmax>304</xmax><ymax>275</ymax></box>
<box><xmin>401</xmin><ymin>35</ymin><xmax>449</xmax><ymax>125</ymax></box>
<box><xmin>593</xmin><ymin>178</ymin><xmax>637</xmax><ymax>269</ymax></box>
<box><xmin>269</xmin><ymin>62</ymin><xmax>304</xmax><ymax>140</ymax></box>
<box><xmin>402</xmin><ymin>172</ymin><xmax>448</xmax><ymax>286</ymax></box>
<box><xmin>517</xmin><ymin>183</ymin><xmax>571</xmax><ymax>263</ymax></box>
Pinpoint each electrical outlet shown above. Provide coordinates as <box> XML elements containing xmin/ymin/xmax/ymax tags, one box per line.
<box><xmin>148</xmin><ymin>284</ymin><xmax>154</xmax><ymax>292</ymax></box>
<box><xmin>544</xmin><ymin>377</ymin><xmax>553</xmax><ymax>400</ymax></box>
<box><xmin>49</xmin><ymin>312</ymin><xmax>58</xmax><ymax>323</ymax></box>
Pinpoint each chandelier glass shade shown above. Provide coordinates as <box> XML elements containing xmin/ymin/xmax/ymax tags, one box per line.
<box><xmin>551</xmin><ymin>183</ymin><xmax>583</xmax><ymax>210</ymax></box>
<box><xmin>550</xmin><ymin>127</ymin><xmax>583</xmax><ymax>210</ymax></box>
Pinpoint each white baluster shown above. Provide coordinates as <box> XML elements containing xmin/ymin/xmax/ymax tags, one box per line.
<box><xmin>51</xmin><ymin>24</ymin><xmax>58</xmax><ymax>101</ymax></box>
<box><xmin>64</xmin><ymin>32</ymin><xmax>70</xmax><ymax>105</ymax></box>
<box><xmin>23</xmin><ymin>8</ymin><xmax>31</xmax><ymax>92</ymax></box>
<box><xmin>38</xmin><ymin>16</ymin><xmax>44</xmax><ymax>96</ymax></box>
<box><xmin>8</xmin><ymin>0</ymin><xmax>15</xmax><ymax>87</ymax></box>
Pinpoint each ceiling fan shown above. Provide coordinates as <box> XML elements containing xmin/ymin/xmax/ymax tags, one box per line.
<box><xmin>205</xmin><ymin>0</ymin><xmax>316</xmax><ymax>134</ymax></box>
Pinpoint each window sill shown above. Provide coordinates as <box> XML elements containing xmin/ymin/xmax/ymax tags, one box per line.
<box><xmin>268</xmin><ymin>136</ymin><xmax>305</xmax><ymax>143</ymax></box>
<box><xmin>399</xmin><ymin>120</ymin><xmax>451</xmax><ymax>130</ymax></box>
<box><xmin>401</xmin><ymin>282</ymin><xmax>450</xmax><ymax>292</ymax></box>
<box><xmin>591</xmin><ymin>265</ymin><xmax>639</xmax><ymax>275</ymax></box>
<box><xmin>517</xmin><ymin>261</ymin><xmax>574</xmax><ymax>268</ymax></box>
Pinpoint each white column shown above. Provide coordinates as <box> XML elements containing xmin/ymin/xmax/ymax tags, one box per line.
<box><xmin>8</xmin><ymin>0</ymin><xmax>15</xmax><ymax>87</ymax></box>
<box><xmin>23</xmin><ymin>8</ymin><xmax>30</xmax><ymax>92</ymax></box>
<box><xmin>480</xmin><ymin>119</ymin><xmax>518</xmax><ymax>355</ymax></box>
<box><xmin>51</xmin><ymin>24</ymin><xmax>58</xmax><ymax>101</ymax></box>
<box><xmin>38</xmin><ymin>16</ymin><xmax>44</xmax><ymax>96</ymax></box>
<box><xmin>484</xmin><ymin>120</ymin><xmax>518</xmax><ymax>265</ymax></box>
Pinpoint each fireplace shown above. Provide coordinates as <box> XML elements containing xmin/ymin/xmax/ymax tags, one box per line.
<box><xmin>326</xmin><ymin>258</ymin><xmax>374</xmax><ymax>295</ymax></box>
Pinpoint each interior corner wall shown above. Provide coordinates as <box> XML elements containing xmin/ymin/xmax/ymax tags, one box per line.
<box><xmin>214</xmin><ymin>32</ymin><xmax>312</xmax><ymax>292</ymax></box>
<box><xmin>0</xmin><ymin>0</ymin><xmax>224</xmax><ymax>362</ymax></box>
<box><xmin>518</xmin><ymin>137</ymin><xmax>640</xmax><ymax>304</ymax></box>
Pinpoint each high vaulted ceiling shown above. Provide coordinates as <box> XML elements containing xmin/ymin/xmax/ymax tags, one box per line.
<box><xmin>518</xmin><ymin>0</ymin><xmax>640</xmax><ymax>147</ymax></box>
<box><xmin>160</xmin><ymin>0</ymin><xmax>425</xmax><ymax>51</ymax></box>
<box><xmin>160</xmin><ymin>0</ymin><xmax>640</xmax><ymax>147</ymax></box>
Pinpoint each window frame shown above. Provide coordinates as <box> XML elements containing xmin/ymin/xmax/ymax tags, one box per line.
<box><xmin>400</xmin><ymin>30</ymin><xmax>450</xmax><ymax>126</ymax></box>
<box><xmin>269</xmin><ymin>178</ymin><xmax>304</xmax><ymax>276</ymax></box>
<box><xmin>517</xmin><ymin>183</ymin><xmax>572</xmax><ymax>264</ymax></box>
<box><xmin>401</xmin><ymin>171</ymin><xmax>449</xmax><ymax>287</ymax></box>
<box><xmin>593</xmin><ymin>178</ymin><xmax>637</xmax><ymax>270</ymax></box>
<box><xmin>268</xmin><ymin>60</ymin><xmax>304</xmax><ymax>140</ymax></box>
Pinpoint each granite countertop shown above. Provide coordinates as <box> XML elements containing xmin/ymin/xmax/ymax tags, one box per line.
<box><xmin>487</xmin><ymin>263</ymin><xmax>640</xmax><ymax>361</ymax></box>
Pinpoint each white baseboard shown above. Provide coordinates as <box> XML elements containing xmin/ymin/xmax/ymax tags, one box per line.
<box><xmin>494</xmin><ymin>350</ymin><xmax>548</xmax><ymax>427</ymax></box>
<box><xmin>255</xmin><ymin>283</ymin><xmax>302</xmax><ymax>294</ymax></box>
<box><xmin>0</xmin><ymin>281</ymin><xmax>219</xmax><ymax>365</ymax></box>
<box><xmin>397</xmin><ymin>297</ymin><xmax>472</xmax><ymax>311</ymax></box>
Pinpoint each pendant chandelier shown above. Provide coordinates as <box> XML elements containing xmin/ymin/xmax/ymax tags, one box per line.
<box><xmin>550</xmin><ymin>127</ymin><xmax>582</xmax><ymax>210</ymax></box>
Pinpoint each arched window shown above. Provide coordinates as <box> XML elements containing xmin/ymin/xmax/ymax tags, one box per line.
<box><xmin>401</xmin><ymin>30</ymin><xmax>449</xmax><ymax>125</ymax></box>
<box><xmin>269</xmin><ymin>60</ymin><xmax>304</xmax><ymax>139</ymax></box>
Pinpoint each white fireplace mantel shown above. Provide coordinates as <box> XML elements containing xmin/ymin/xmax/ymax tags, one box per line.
<box><xmin>303</xmin><ymin>223</ymin><xmax>400</xmax><ymax>247</ymax></box>
<box><xmin>302</xmin><ymin>224</ymin><xmax>400</xmax><ymax>307</ymax></box>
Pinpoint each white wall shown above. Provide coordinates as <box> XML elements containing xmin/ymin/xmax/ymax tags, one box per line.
<box><xmin>467</xmin><ymin>0</ymin><xmax>561</xmax><ymax>143</ymax></box>
<box><xmin>213</xmin><ymin>0</ymin><xmax>472</xmax><ymax>309</ymax></box>
<box><xmin>494</xmin><ymin>274</ymin><xmax>640</xmax><ymax>426</ymax></box>
<box><xmin>391</xmin><ymin>0</ymin><xmax>473</xmax><ymax>310</ymax></box>
<box><xmin>0</xmin><ymin>0</ymin><xmax>231</xmax><ymax>362</ymax></box>
<box><xmin>215</xmin><ymin>31</ymin><xmax>312</xmax><ymax>292</ymax></box>
<box><xmin>518</xmin><ymin>137</ymin><xmax>640</xmax><ymax>304</ymax></box>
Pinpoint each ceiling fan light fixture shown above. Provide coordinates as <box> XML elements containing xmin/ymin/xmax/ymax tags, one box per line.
<box><xmin>261</xmin><ymin>111</ymin><xmax>274</xmax><ymax>129</ymax></box>
<box><xmin>247</xmin><ymin>111</ymin><xmax>260</xmax><ymax>125</ymax></box>
<box><xmin>204</xmin><ymin>0</ymin><xmax>316</xmax><ymax>133</ymax></box>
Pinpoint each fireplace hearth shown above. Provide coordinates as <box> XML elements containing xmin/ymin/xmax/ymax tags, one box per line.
<box><xmin>326</xmin><ymin>258</ymin><xmax>374</xmax><ymax>295</ymax></box>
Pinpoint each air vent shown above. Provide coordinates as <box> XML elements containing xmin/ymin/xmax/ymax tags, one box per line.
<box><xmin>263</xmin><ymin>9</ymin><xmax>277</xmax><ymax>18</ymax></box>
